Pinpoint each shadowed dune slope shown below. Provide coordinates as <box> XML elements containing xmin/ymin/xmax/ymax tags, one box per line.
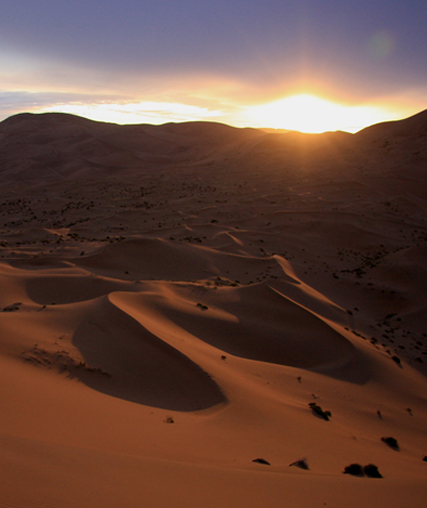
<box><xmin>25</xmin><ymin>271</ymin><xmax>133</xmax><ymax>305</ymax></box>
<box><xmin>71</xmin><ymin>296</ymin><xmax>225</xmax><ymax>410</ymax></box>
<box><xmin>75</xmin><ymin>237</ymin><xmax>294</xmax><ymax>283</ymax></box>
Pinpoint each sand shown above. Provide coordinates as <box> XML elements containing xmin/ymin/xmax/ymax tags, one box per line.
<box><xmin>0</xmin><ymin>110</ymin><xmax>426</xmax><ymax>507</ymax></box>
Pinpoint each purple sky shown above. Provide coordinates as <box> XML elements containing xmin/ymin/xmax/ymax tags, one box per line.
<box><xmin>1</xmin><ymin>1</ymin><xmax>426</xmax><ymax>131</ymax></box>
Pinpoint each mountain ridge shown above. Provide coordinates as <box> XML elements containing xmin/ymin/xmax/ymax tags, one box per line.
<box><xmin>0</xmin><ymin>109</ymin><xmax>425</xmax><ymax>182</ymax></box>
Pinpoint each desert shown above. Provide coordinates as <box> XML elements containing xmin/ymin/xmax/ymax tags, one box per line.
<box><xmin>0</xmin><ymin>110</ymin><xmax>426</xmax><ymax>507</ymax></box>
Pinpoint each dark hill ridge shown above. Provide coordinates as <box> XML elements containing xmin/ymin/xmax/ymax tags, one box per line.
<box><xmin>0</xmin><ymin>112</ymin><xmax>262</xmax><ymax>153</ymax></box>
<box><xmin>0</xmin><ymin>113</ymin><xmax>263</xmax><ymax>181</ymax></box>
<box><xmin>0</xmin><ymin>109</ymin><xmax>426</xmax><ymax>182</ymax></box>
<box><xmin>355</xmin><ymin>108</ymin><xmax>427</xmax><ymax>141</ymax></box>
<box><xmin>352</xmin><ymin>108</ymin><xmax>427</xmax><ymax>163</ymax></box>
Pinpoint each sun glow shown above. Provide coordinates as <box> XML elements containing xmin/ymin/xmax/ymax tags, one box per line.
<box><xmin>26</xmin><ymin>92</ymin><xmax>409</xmax><ymax>134</ymax></box>
<box><xmin>247</xmin><ymin>94</ymin><xmax>397</xmax><ymax>133</ymax></box>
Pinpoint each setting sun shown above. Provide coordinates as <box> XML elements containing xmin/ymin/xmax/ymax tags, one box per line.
<box><xmin>247</xmin><ymin>94</ymin><xmax>397</xmax><ymax>133</ymax></box>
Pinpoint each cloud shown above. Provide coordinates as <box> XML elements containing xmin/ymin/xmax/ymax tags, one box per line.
<box><xmin>0</xmin><ymin>90</ymin><xmax>227</xmax><ymax>125</ymax></box>
<box><xmin>38</xmin><ymin>101</ymin><xmax>224</xmax><ymax>125</ymax></box>
<box><xmin>0</xmin><ymin>90</ymin><xmax>125</xmax><ymax>121</ymax></box>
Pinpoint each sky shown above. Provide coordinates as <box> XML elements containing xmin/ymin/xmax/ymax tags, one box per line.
<box><xmin>1</xmin><ymin>0</ymin><xmax>426</xmax><ymax>133</ymax></box>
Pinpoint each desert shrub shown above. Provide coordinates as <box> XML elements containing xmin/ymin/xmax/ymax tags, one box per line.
<box><xmin>309</xmin><ymin>402</ymin><xmax>331</xmax><ymax>421</ymax></box>
<box><xmin>343</xmin><ymin>463</ymin><xmax>364</xmax><ymax>476</ymax></box>
<box><xmin>252</xmin><ymin>458</ymin><xmax>270</xmax><ymax>465</ymax></box>
<box><xmin>381</xmin><ymin>436</ymin><xmax>399</xmax><ymax>450</ymax></box>
<box><xmin>363</xmin><ymin>464</ymin><xmax>383</xmax><ymax>478</ymax></box>
<box><xmin>289</xmin><ymin>458</ymin><xmax>309</xmax><ymax>470</ymax></box>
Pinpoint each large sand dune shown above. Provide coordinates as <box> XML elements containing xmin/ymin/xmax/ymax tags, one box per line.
<box><xmin>0</xmin><ymin>111</ymin><xmax>426</xmax><ymax>507</ymax></box>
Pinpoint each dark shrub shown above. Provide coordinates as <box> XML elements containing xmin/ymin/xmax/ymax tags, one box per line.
<box><xmin>381</xmin><ymin>436</ymin><xmax>399</xmax><ymax>450</ymax></box>
<box><xmin>252</xmin><ymin>458</ymin><xmax>270</xmax><ymax>465</ymax></box>
<box><xmin>309</xmin><ymin>402</ymin><xmax>331</xmax><ymax>421</ymax></box>
<box><xmin>343</xmin><ymin>463</ymin><xmax>364</xmax><ymax>476</ymax></box>
<box><xmin>363</xmin><ymin>464</ymin><xmax>383</xmax><ymax>478</ymax></box>
<box><xmin>289</xmin><ymin>458</ymin><xmax>309</xmax><ymax>470</ymax></box>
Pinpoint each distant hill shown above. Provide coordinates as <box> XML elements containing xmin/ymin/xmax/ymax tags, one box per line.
<box><xmin>355</xmin><ymin>108</ymin><xmax>427</xmax><ymax>141</ymax></box>
<box><xmin>0</xmin><ymin>113</ymin><xmax>263</xmax><ymax>181</ymax></box>
<box><xmin>0</xmin><ymin>110</ymin><xmax>426</xmax><ymax>183</ymax></box>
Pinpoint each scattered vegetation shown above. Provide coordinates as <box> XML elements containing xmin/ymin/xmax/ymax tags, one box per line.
<box><xmin>21</xmin><ymin>345</ymin><xmax>112</xmax><ymax>378</ymax></box>
<box><xmin>343</xmin><ymin>463</ymin><xmax>382</xmax><ymax>478</ymax></box>
<box><xmin>1</xmin><ymin>302</ymin><xmax>21</xmax><ymax>312</ymax></box>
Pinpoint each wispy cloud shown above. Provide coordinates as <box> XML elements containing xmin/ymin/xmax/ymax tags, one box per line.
<box><xmin>38</xmin><ymin>101</ymin><xmax>224</xmax><ymax>125</ymax></box>
<box><xmin>0</xmin><ymin>90</ymin><xmax>117</xmax><ymax>120</ymax></box>
<box><xmin>0</xmin><ymin>90</ymin><xmax>226</xmax><ymax>125</ymax></box>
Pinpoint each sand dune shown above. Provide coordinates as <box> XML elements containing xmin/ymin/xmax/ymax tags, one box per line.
<box><xmin>110</xmin><ymin>284</ymin><xmax>356</xmax><ymax>370</ymax></box>
<box><xmin>0</xmin><ymin>110</ymin><xmax>426</xmax><ymax>507</ymax></box>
